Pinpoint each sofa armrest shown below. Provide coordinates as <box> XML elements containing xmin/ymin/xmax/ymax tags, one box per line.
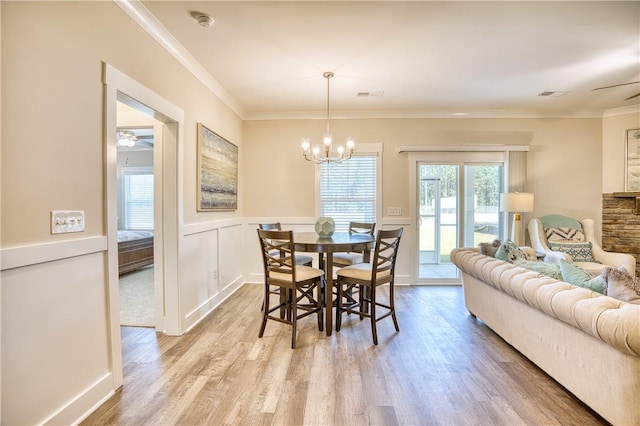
<box><xmin>593</xmin><ymin>249</ymin><xmax>636</xmax><ymax>276</ymax></box>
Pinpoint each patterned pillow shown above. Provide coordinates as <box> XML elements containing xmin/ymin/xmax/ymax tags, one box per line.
<box><xmin>494</xmin><ymin>240</ymin><xmax>527</xmax><ymax>262</ymax></box>
<box><xmin>545</xmin><ymin>227</ymin><xmax>586</xmax><ymax>243</ymax></box>
<box><xmin>600</xmin><ymin>267</ymin><xmax>640</xmax><ymax>304</ymax></box>
<box><xmin>548</xmin><ymin>242</ymin><xmax>596</xmax><ymax>263</ymax></box>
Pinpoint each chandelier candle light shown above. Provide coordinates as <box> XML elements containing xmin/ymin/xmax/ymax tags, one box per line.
<box><xmin>301</xmin><ymin>72</ymin><xmax>355</xmax><ymax>164</ymax></box>
<box><xmin>500</xmin><ymin>192</ymin><xmax>534</xmax><ymax>247</ymax></box>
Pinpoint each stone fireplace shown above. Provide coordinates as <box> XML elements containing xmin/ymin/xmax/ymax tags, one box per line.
<box><xmin>602</xmin><ymin>192</ymin><xmax>640</xmax><ymax>276</ymax></box>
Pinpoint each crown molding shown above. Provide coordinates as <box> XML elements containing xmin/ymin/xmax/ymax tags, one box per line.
<box><xmin>244</xmin><ymin>109</ymin><xmax>607</xmax><ymax>121</ymax></box>
<box><xmin>113</xmin><ymin>0</ymin><xmax>245</xmax><ymax>118</ymax></box>
<box><xmin>603</xmin><ymin>104</ymin><xmax>640</xmax><ymax>117</ymax></box>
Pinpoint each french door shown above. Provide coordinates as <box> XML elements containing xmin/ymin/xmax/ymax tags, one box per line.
<box><xmin>417</xmin><ymin>162</ymin><xmax>503</xmax><ymax>282</ymax></box>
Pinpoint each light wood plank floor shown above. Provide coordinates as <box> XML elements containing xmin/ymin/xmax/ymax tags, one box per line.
<box><xmin>82</xmin><ymin>285</ymin><xmax>608</xmax><ymax>425</ymax></box>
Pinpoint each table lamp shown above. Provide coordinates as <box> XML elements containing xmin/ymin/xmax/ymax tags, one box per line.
<box><xmin>500</xmin><ymin>192</ymin><xmax>534</xmax><ymax>246</ymax></box>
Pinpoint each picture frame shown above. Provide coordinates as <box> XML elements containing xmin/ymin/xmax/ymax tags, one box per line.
<box><xmin>197</xmin><ymin>123</ymin><xmax>238</xmax><ymax>211</ymax></box>
<box><xmin>625</xmin><ymin>128</ymin><xmax>640</xmax><ymax>192</ymax></box>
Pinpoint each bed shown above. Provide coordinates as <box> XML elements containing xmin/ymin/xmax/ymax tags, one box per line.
<box><xmin>117</xmin><ymin>230</ymin><xmax>154</xmax><ymax>275</ymax></box>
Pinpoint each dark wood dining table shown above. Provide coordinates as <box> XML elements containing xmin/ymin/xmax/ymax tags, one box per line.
<box><xmin>294</xmin><ymin>231</ymin><xmax>375</xmax><ymax>335</ymax></box>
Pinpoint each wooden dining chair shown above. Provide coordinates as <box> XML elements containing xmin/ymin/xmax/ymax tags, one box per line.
<box><xmin>259</xmin><ymin>223</ymin><xmax>313</xmax><ymax>266</ymax></box>
<box><xmin>335</xmin><ymin>228</ymin><xmax>403</xmax><ymax>345</ymax></box>
<box><xmin>257</xmin><ymin>229</ymin><xmax>324</xmax><ymax>348</ymax></box>
<box><xmin>332</xmin><ymin>222</ymin><xmax>376</xmax><ymax>267</ymax></box>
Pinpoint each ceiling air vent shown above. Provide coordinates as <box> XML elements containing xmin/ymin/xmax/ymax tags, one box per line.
<box><xmin>538</xmin><ymin>91</ymin><xmax>570</xmax><ymax>97</ymax></box>
<box><xmin>357</xmin><ymin>91</ymin><xmax>384</xmax><ymax>97</ymax></box>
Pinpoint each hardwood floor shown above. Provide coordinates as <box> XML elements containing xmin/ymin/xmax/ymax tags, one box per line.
<box><xmin>82</xmin><ymin>285</ymin><xmax>608</xmax><ymax>425</ymax></box>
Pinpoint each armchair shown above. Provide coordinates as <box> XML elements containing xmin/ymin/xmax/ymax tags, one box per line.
<box><xmin>528</xmin><ymin>214</ymin><xmax>636</xmax><ymax>276</ymax></box>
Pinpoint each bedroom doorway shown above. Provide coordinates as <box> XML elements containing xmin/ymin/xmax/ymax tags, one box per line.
<box><xmin>116</xmin><ymin>115</ymin><xmax>157</xmax><ymax>328</ymax></box>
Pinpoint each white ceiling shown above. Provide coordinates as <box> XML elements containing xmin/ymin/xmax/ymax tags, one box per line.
<box><xmin>137</xmin><ymin>1</ymin><xmax>640</xmax><ymax>119</ymax></box>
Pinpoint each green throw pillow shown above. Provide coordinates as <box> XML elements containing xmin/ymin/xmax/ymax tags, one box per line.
<box><xmin>513</xmin><ymin>259</ymin><xmax>563</xmax><ymax>280</ymax></box>
<box><xmin>494</xmin><ymin>240</ymin><xmax>527</xmax><ymax>262</ymax></box>
<box><xmin>559</xmin><ymin>260</ymin><xmax>606</xmax><ymax>294</ymax></box>
<box><xmin>548</xmin><ymin>242</ymin><xmax>597</xmax><ymax>263</ymax></box>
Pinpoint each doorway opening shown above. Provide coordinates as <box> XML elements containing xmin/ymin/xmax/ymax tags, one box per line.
<box><xmin>116</xmin><ymin>116</ymin><xmax>157</xmax><ymax>327</ymax></box>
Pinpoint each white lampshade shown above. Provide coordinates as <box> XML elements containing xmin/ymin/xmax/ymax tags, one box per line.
<box><xmin>500</xmin><ymin>192</ymin><xmax>534</xmax><ymax>213</ymax></box>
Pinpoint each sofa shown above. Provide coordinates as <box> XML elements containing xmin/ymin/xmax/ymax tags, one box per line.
<box><xmin>451</xmin><ymin>247</ymin><xmax>640</xmax><ymax>425</ymax></box>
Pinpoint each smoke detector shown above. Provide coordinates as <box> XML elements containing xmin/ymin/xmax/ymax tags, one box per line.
<box><xmin>196</xmin><ymin>14</ymin><xmax>214</xmax><ymax>28</ymax></box>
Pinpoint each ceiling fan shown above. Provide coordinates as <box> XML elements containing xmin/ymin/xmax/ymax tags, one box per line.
<box><xmin>592</xmin><ymin>80</ymin><xmax>640</xmax><ymax>100</ymax></box>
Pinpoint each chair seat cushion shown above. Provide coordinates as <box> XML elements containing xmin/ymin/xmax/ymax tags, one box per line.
<box><xmin>333</xmin><ymin>252</ymin><xmax>363</xmax><ymax>266</ymax></box>
<box><xmin>294</xmin><ymin>254</ymin><xmax>313</xmax><ymax>265</ymax></box>
<box><xmin>336</xmin><ymin>263</ymin><xmax>391</xmax><ymax>281</ymax></box>
<box><xmin>271</xmin><ymin>265</ymin><xmax>324</xmax><ymax>282</ymax></box>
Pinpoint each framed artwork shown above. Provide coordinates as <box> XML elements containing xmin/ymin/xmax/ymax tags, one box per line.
<box><xmin>197</xmin><ymin>123</ymin><xmax>238</xmax><ymax>211</ymax></box>
<box><xmin>625</xmin><ymin>128</ymin><xmax>640</xmax><ymax>192</ymax></box>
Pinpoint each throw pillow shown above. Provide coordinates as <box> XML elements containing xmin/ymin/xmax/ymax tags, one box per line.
<box><xmin>494</xmin><ymin>240</ymin><xmax>527</xmax><ymax>262</ymax></box>
<box><xmin>558</xmin><ymin>260</ymin><xmax>606</xmax><ymax>294</ymax></box>
<box><xmin>513</xmin><ymin>259</ymin><xmax>563</xmax><ymax>280</ymax></box>
<box><xmin>478</xmin><ymin>239</ymin><xmax>501</xmax><ymax>257</ymax></box>
<box><xmin>544</xmin><ymin>227</ymin><xmax>586</xmax><ymax>243</ymax></box>
<box><xmin>548</xmin><ymin>241</ymin><xmax>597</xmax><ymax>263</ymax></box>
<box><xmin>601</xmin><ymin>267</ymin><xmax>640</xmax><ymax>304</ymax></box>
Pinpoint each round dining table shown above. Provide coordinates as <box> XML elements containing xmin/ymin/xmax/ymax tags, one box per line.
<box><xmin>294</xmin><ymin>231</ymin><xmax>375</xmax><ymax>335</ymax></box>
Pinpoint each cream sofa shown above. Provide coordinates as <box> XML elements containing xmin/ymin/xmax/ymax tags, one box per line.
<box><xmin>451</xmin><ymin>247</ymin><xmax>640</xmax><ymax>425</ymax></box>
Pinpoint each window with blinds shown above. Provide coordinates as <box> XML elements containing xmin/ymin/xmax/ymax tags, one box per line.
<box><xmin>319</xmin><ymin>155</ymin><xmax>377</xmax><ymax>232</ymax></box>
<box><xmin>122</xmin><ymin>168</ymin><xmax>154</xmax><ymax>230</ymax></box>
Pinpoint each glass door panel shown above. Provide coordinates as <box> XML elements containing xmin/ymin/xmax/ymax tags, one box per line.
<box><xmin>464</xmin><ymin>164</ymin><xmax>503</xmax><ymax>247</ymax></box>
<box><xmin>418</xmin><ymin>164</ymin><xmax>458</xmax><ymax>280</ymax></box>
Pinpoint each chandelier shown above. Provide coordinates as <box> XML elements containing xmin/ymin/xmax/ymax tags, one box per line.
<box><xmin>301</xmin><ymin>72</ymin><xmax>355</xmax><ymax>164</ymax></box>
<box><xmin>116</xmin><ymin>130</ymin><xmax>138</xmax><ymax>147</ymax></box>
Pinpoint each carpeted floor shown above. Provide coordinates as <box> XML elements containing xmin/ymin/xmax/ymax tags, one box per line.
<box><xmin>119</xmin><ymin>266</ymin><xmax>154</xmax><ymax>327</ymax></box>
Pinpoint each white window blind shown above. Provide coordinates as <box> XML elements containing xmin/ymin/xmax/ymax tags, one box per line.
<box><xmin>320</xmin><ymin>155</ymin><xmax>377</xmax><ymax>232</ymax></box>
<box><xmin>123</xmin><ymin>170</ymin><xmax>154</xmax><ymax>230</ymax></box>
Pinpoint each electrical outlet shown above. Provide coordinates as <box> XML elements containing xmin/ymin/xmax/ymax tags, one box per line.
<box><xmin>387</xmin><ymin>207</ymin><xmax>402</xmax><ymax>216</ymax></box>
<box><xmin>51</xmin><ymin>210</ymin><xmax>85</xmax><ymax>234</ymax></box>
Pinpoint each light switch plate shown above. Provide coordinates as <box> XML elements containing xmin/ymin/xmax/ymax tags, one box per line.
<box><xmin>387</xmin><ymin>207</ymin><xmax>402</xmax><ymax>216</ymax></box>
<box><xmin>51</xmin><ymin>210</ymin><xmax>85</xmax><ymax>234</ymax></box>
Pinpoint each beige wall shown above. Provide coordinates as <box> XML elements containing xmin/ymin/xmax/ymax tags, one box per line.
<box><xmin>244</xmin><ymin>117</ymin><xmax>604</xmax><ymax>223</ymax></box>
<box><xmin>1</xmin><ymin>1</ymin><xmax>243</xmax><ymax>247</ymax></box>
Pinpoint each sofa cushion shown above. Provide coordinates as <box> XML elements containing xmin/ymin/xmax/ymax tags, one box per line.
<box><xmin>548</xmin><ymin>241</ymin><xmax>596</xmax><ymax>263</ymax></box>
<box><xmin>559</xmin><ymin>260</ymin><xmax>606</xmax><ymax>294</ymax></box>
<box><xmin>601</xmin><ymin>267</ymin><xmax>640</xmax><ymax>304</ymax></box>
<box><xmin>494</xmin><ymin>240</ymin><xmax>527</xmax><ymax>262</ymax></box>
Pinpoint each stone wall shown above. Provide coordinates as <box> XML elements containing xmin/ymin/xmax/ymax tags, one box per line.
<box><xmin>602</xmin><ymin>192</ymin><xmax>640</xmax><ymax>276</ymax></box>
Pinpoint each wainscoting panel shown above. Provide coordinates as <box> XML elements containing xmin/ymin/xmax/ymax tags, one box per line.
<box><xmin>181</xmin><ymin>220</ymin><xmax>245</xmax><ymax>332</ymax></box>
<box><xmin>1</xmin><ymin>246</ymin><xmax>111</xmax><ymax>425</ymax></box>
